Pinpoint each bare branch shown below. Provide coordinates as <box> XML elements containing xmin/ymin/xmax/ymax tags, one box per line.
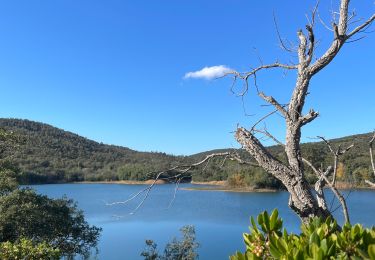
<box><xmin>305</xmin><ymin>1</ymin><xmax>319</xmax><ymax>62</ymax></box>
<box><xmin>308</xmin><ymin>34</ymin><xmax>344</xmax><ymax>76</ymax></box>
<box><xmin>366</xmin><ymin>131</ymin><xmax>375</xmax><ymax>187</ymax></box>
<box><xmin>319</xmin><ymin>171</ymin><xmax>350</xmax><ymax>224</ymax></box>
<box><xmin>338</xmin><ymin>143</ymin><xmax>355</xmax><ymax>156</ymax></box>
<box><xmin>226</xmin><ymin>63</ymin><xmax>297</xmax><ymax>81</ymax></box>
<box><xmin>318</xmin><ymin>136</ymin><xmax>354</xmax><ymax>185</ymax></box>
<box><xmin>227</xmin><ymin>65</ymin><xmax>292</xmax><ymax>117</ymax></box>
<box><xmin>345</xmin><ymin>35</ymin><xmax>367</xmax><ymax>44</ymax></box>
<box><xmin>105</xmin><ymin>170</ymin><xmax>166</xmax><ymax>214</ymax></box>
<box><xmin>337</xmin><ymin>0</ymin><xmax>350</xmax><ymax>35</ymax></box>
<box><xmin>369</xmin><ymin>131</ymin><xmax>375</xmax><ymax>176</ymax></box>
<box><xmin>167</xmin><ymin>176</ymin><xmax>183</xmax><ymax>209</ymax></box>
<box><xmin>273</xmin><ymin>12</ymin><xmax>295</xmax><ymax>52</ymax></box>
<box><xmin>303</xmin><ymin>156</ymin><xmax>350</xmax><ymax>223</ymax></box>
<box><xmin>309</xmin><ymin>1</ymin><xmax>374</xmax><ymax>76</ymax></box>
<box><xmin>257</xmin><ymin>91</ymin><xmax>289</xmax><ymax>118</ymax></box>
<box><xmin>202</xmin><ymin>158</ymin><xmax>213</xmax><ymax>172</ymax></box>
<box><xmin>105</xmin><ymin>150</ymin><xmax>260</xmax><ymax>213</ymax></box>
<box><xmin>305</xmin><ymin>25</ymin><xmax>315</xmax><ymax>65</ymax></box>
<box><xmin>186</xmin><ymin>152</ymin><xmax>232</xmax><ymax>168</ymax></box>
<box><xmin>347</xmin><ymin>10</ymin><xmax>357</xmax><ymax>24</ymax></box>
<box><xmin>236</xmin><ymin>127</ymin><xmax>291</xmax><ymax>180</ymax></box>
<box><xmin>228</xmin><ymin>151</ymin><xmax>259</xmax><ymax>166</ymax></box>
<box><xmin>314</xmin><ymin>166</ymin><xmax>332</xmax><ymax>210</ymax></box>
<box><xmin>228</xmin><ymin>76</ymin><xmax>255</xmax><ymax>116</ymax></box>
<box><xmin>297</xmin><ymin>29</ymin><xmax>308</xmax><ymax>65</ymax></box>
<box><xmin>318</xmin><ymin>136</ymin><xmax>335</xmax><ymax>154</ymax></box>
<box><xmin>365</xmin><ymin>180</ymin><xmax>375</xmax><ymax>187</ymax></box>
<box><xmin>308</xmin><ymin>0</ymin><xmax>350</xmax><ymax>75</ymax></box>
<box><xmin>318</xmin><ymin>10</ymin><xmax>334</xmax><ymax>32</ymax></box>
<box><xmin>299</xmin><ymin>109</ymin><xmax>319</xmax><ymax>126</ymax></box>
<box><xmin>302</xmin><ymin>157</ymin><xmax>320</xmax><ymax>176</ymax></box>
<box><xmin>253</xmin><ymin>128</ymin><xmax>284</xmax><ymax>147</ymax></box>
<box><xmin>347</xmin><ymin>14</ymin><xmax>375</xmax><ymax>39</ymax></box>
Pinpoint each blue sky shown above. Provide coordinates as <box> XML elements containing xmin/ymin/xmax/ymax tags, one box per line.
<box><xmin>0</xmin><ymin>0</ymin><xmax>374</xmax><ymax>155</ymax></box>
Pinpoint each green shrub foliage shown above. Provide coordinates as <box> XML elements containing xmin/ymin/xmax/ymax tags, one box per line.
<box><xmin>231</xmin><ymin>209</ymin><xmax>375</xmax><ymax>260</ymax></box>
<box><xmin>0</xmin><ymin>188</ymin><xmax>101</xmax><ymax>258</ymax></box>
<box><xmin>0</xmin><ymin>238</ymin><xmax>61</xmax><ymax>260</ymax></box>
<box><xmin>0</xmin><ymin>156</ymin><xmax>101</xmax><ymax>258</ymax></box>
<box><xmin>141</xmin><ymin>225</ymin><xmax>199</xmax><ymax>260</ymax></box>
<box><xmin>0</xmin><ymin>126</ymin><xmax>101</xmax><ymax>259</ymax></box>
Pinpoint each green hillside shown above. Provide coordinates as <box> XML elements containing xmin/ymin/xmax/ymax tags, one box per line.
<box><xmin>0</xmin><ymin>118</ymin><xmax>373</xmax><ymax>187</ymax></box>
<box><xmin>0</xmin><ymin>118</ymin><xmax>184</xmax><ymax>183</ymax></box>
<box><xmin>191</xmin><ymin>133</ymin><xmax>375</xmax><ymax>187</ymax></box>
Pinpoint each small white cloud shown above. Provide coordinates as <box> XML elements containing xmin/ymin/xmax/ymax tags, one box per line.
<box><xmin>184</xmin><ymin>65</ymin><xmax>232</xmax><ymax>80</ymax></box>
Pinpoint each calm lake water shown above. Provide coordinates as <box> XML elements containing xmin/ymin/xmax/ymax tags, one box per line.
<box><xmin>30</xmin><ymin>184</ymin><xmax>375</xmax><ymax>260</ymax></box>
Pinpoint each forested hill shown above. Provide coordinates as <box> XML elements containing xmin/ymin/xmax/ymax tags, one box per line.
<box><xmin>0</xmin><ymin>118</ymin><xmax>373</xmax><ymax>187</ymax></box>
<box><xmin>0</xmin><ymin>118</ymin><xmax>184</xmax><ymax>183</ymax></box>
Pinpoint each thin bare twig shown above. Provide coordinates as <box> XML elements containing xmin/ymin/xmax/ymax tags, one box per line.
<box><xmin>253</xmin><ymin>128</ymin><xmax>284</xmax><ymax>147</ymax></box>
<box><xmin>347</xmin><ymin>14</ymin><xmax>375</xmax><ymax>39</ymax></box>
<box><xmin>273</xmin><ymin>12</ymin><xmax>295</xmax><ymax>52</ymax></box>
<box><xmin>318</xmin><ymin>10</ymin><xmax>334</xmax><ymax>32</ymax></box>
<box><xmin>167</xmin><ymin>176</ymin><xmax>183</xmax><ymax>209</ymax></box>
<box><xmin>250</xmin><ymin>109</ymin><xmax>282</xmax><ymax>132</ymax></box>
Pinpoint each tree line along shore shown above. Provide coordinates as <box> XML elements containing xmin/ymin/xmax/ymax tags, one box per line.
<box><xmin>1</xmin><ymin>118</ymin><xmax>374</xmax><ymax>191</ymax></box>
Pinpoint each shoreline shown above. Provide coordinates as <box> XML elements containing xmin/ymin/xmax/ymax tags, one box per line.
<box><xmin>180</xmin><ymin>186</ymin><xmax>278</xmax><ymax>193</ymax></box>
<box><xmin>75</xmin><ymin>179</ymin><xmax>168</xmax><ymax>185</ymax></box>
<box><xmin>75</xmin><ymin>180</ymin><xmax>279</xmax><ymax>192</ymax></box>
<box><xmin>75</xmin><ymin>180</ymin><xmax>228</xmax><ymax>186</ymax></box>
<box><xmin>71</xmin><ymin>180</ymin><xmax>375</xmax><ymax>192</ymax></box>
<box><xmin>190</xmin><ymin>180</ymin><xmax>227</xmax><ymax>186</ymax></box>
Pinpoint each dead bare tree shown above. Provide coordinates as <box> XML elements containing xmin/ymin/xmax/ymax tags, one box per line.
<box><xmin>225</xmin><ymin>0</ymin><xmax>375</xmax><ymax>222</ymax></box>
<box><xmin>365</xmin><ymin>132</ymin><xmax>375</xmax><ymax>187</ymax></box>
<box><xmin>109</xmin><ymin>1</ymin><xmax>374</xmax><ymax>224</ymax></box>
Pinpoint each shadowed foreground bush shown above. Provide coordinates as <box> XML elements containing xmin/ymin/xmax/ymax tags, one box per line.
<box><xmin>231</xmin><ymin>209</ymin><xmax>375</xmax><ymax>260</ymax></box>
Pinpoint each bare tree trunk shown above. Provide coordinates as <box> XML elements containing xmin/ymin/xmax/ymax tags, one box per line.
<box><xmin>366</xmin><ymin>132</ymin><xmax>375</xmax><ymax>187</ymax></box>
<box><xmin>235</xmin><ymin>127</ymin><xmax>331</xmax><ymax>222</ymax></box>
<box><xmin>227</xmin><ymin>0</ymin><xmax>375</xmax><ymax>222</ymax></box>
